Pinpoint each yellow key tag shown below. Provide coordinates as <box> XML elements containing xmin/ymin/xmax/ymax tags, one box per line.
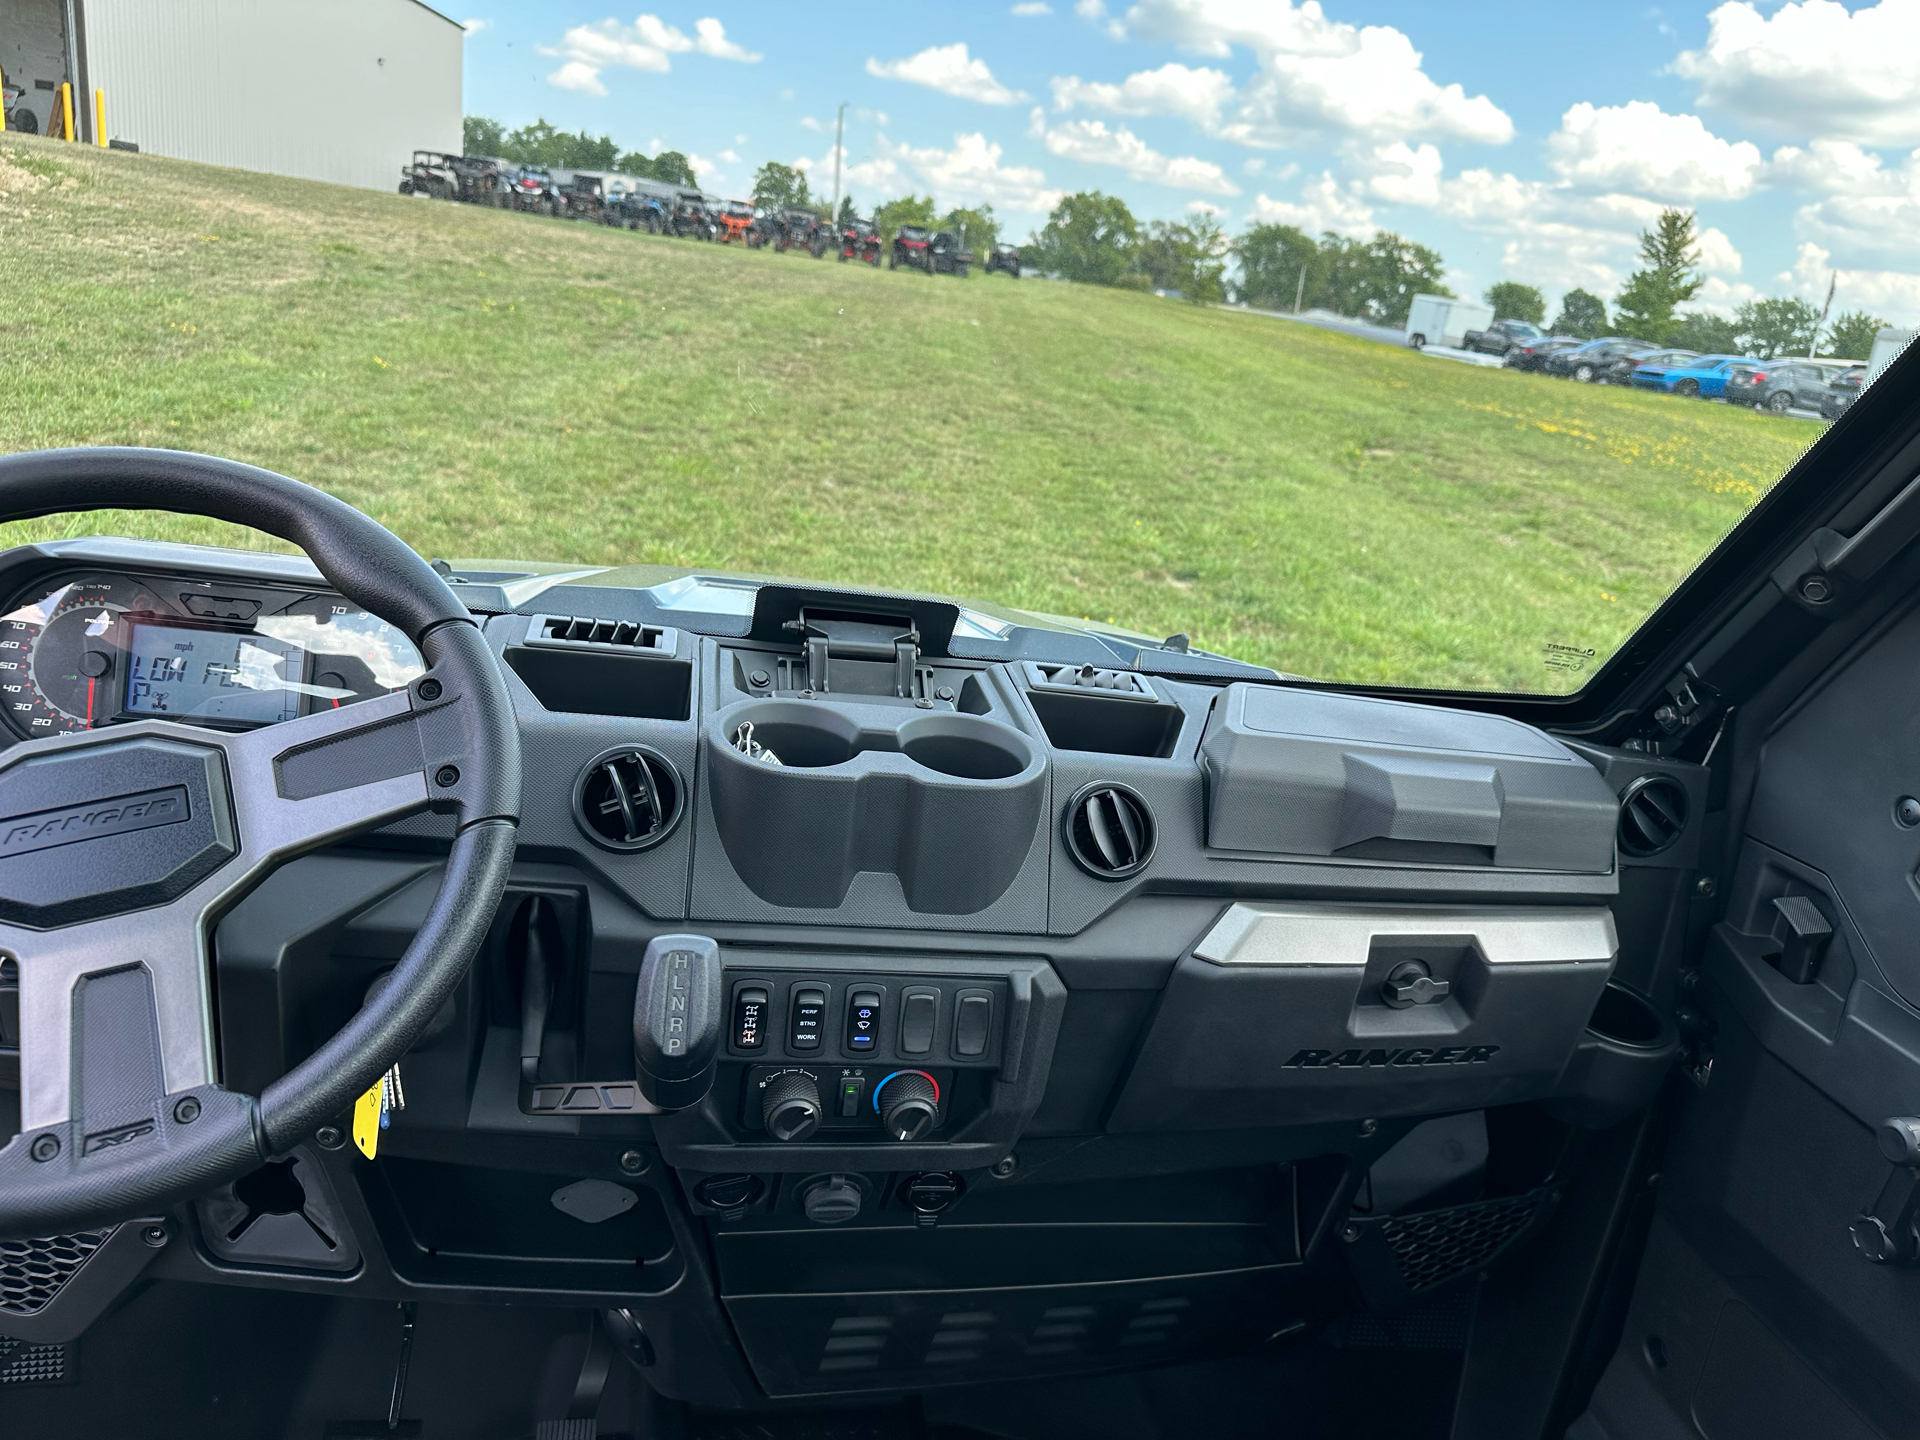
<box><xmin>352</xmin><ymin>1079</ymin><xmax>384</xmax><ymax>1158</ymax></box>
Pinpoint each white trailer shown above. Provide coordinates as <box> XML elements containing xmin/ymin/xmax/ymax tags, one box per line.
<box><xmin>1867</xmin><ymin>327</ymin><xmax>1916</xmax><ymax>384</ymax></box>
<box><xmin>1404</xmin><ymin>295</ymin><xmax>1494</xmax><ymax>350</ymax></box>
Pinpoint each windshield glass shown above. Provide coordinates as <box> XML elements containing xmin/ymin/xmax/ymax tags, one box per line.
<box><xmin>3</xmin><ymin>3</ymin><xmax>1913</xmax><ymax>695</ymax></box>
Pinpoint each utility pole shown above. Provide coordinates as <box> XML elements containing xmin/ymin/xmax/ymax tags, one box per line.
<box><xmin>830</xmin><ymin>102</ymin><xmax>846</xmax><ymax>224</ymax></box>
<box><xmin>1294</xmin><ymin>264</ymin><xmax>1307</xmax><ymax>314</ymax></box>
<box><xmin>1810</xmin><ymin>271</ymin><xmax>1837</xmax><ymax>358</ymax></box>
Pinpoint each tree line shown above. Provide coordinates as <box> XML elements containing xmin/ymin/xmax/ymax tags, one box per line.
<box><xmin>461</xmin><ymin>115</ymin><xmax>697</xmax><ymax>187</ymax></box>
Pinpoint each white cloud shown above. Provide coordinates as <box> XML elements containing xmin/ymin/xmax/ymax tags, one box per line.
<box><xmin>1029</xmin><ymin>109</ymin><xmax>1240</xmax><ymax>193</ymax></box>
<box><xmin>1695</xmin><ymin>226</ymin><xmax>1743</xmax><ymax>275</ymax></box>
<box><xmin>718</xmin><ymin>149</ymin><xmax>741</xmax><ymax>165</ymax></box>
<box><xmin>1012</xmin><ymin>1</ymin><xmax>1053</xmax><ymax>13</ymax></box>
<box><xmin>799</xmin><ymin>115</ymin><xmax>825</xmax><ymax>132</ymax></box>
<box><xmin>1548</xmin><ymin>101</ymin><xmax>1762</xmax><ymax>202</ymax></box>
<box><xmin>1785</xmin><ymin>242</ymin><xmax>1920</xmax><ymax>324</ymax></box>
<box><xmin>462</xmin><ymin>17</ymin><xmax>489</xmax><ymax>35</ymax></box>
<box><xmin>807</xmin><ymin>132</ymin><xmax>1063</xmax><ymax>213</ymax></box>
<box><xmin>1767</xmin><ymin>139</ymin><xmax>1890</xmax><ymax>194</ymax></box>
<box><xmin>1248</xmin><ymin>174</ymin><xmax>1376</xmax><ymax>237</ymax></box>
<box><xmin>541</xmin><ymin>14</ymin><xmax>759</xmax><ymax>93</ymax></box>
<box><xmin>866</xmin><ymin>43</ymin><xmax>1024</xmax><ymax>105</ymax></box>
<box><xmin>1050</xmin><ymin>63</ymin><xmax>1235</xmax><ymax>129</ymax></box>
<box><xmin>1675</xmin><ymin>0</ymin><xmax>1920</xmax><ymax>146</ymax></box>
<box><xmin>1076</xmin><ymin>0</ymin><xmax>1109</xmax><ymax>18</ymax></box>
<box><xmin>1360</xmin><ymin>141</ymin><xmax>1443</xmax><ymax>207</ymax></box>
<box><xmin>1111</xmin><ymin>0</ymin><xmax>1512</xmax><ymax>145</ymax></box>
<box><xmin>1186</xmin><ymin>199</ymin><xmax>1228</xmax><ymax>215</ymax></box>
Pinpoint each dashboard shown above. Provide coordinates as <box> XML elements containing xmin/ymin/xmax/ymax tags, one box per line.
<box><xmin>0</xmin><ymin>537</ymin><xmax>1706</xmax><ymax>1408</ymax></box>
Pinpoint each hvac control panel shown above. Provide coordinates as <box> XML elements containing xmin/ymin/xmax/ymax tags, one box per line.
<box><xmin>721</xmin><ymin>972</ymin><xmax>1007</xmax><ymax>1143</ymax></box>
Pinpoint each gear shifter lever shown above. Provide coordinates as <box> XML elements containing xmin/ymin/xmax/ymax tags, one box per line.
<box><xmin>632</xmin><ymin>934</ymin><xmax>722</xmax><ymax>1110</ymax></box>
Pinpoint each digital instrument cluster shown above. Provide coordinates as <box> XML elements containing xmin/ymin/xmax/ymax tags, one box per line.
<box><xmin>0</xmin><ymin>569</ymin><xmax>425</xmax><ymax>738</ymax></box>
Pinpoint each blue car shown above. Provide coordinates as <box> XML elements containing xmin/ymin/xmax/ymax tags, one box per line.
<box><xmin>1629</xmin><ymin>353</ymin><xmax>1761</xmax><ymax>398</ymax></box>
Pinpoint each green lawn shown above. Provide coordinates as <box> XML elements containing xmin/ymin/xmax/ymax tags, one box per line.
<box><xmin>0</xmin><ymin>135</ymin><xmax>1815</xmax><ymax>692</ymax></box>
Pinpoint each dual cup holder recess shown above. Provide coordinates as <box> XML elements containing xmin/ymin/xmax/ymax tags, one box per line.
<box><xmin>706</xmin><ymin>699</ymin><xmax>1047</xmax><ymax>913</ymax></box>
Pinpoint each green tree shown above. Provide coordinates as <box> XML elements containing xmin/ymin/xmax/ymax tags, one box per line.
<box><xmin>1824</xmin><ymin>309</ymin><xmax>1887</xmax><ymax>361</ymax></box>
<box><xmin>496</xmin><ymin>117</ymin><xmax>620</xmax><ymax>169</ymax></box>
<box><xmin>1673</xmin><ymin>310</ymin><xmax>1741</xmax><ymax>353</ymax></box>
<box><xmin>1733</xmin><ymin>296</ymin><xmax>1824</xmax><ymax>359</ymax></box>
<box><xmin>751</xmin><ymin>161</ymin><xmax>813</xmax><ymax>213</ymax></box>
<box><xmin>940</xmin><ymin>204</ymin><xmax>1000</xmax><ymax>259</ymax></box>
<box><xmin>1613</xmin><ymin>209</ymin><xmax>1704</xmax><ymax>344</ymax></box>
<box><xmin>1552</xmin><ymin>288</ymin><xmax>1609</xmax><ymax>339</ymax></box>
<box><xmin>463</xmin><ymin>115</ymin><xmax>506</xmax><ymax>156</ymax></box>
<box><xmin>873</xmin><ymin>193</ymin><xmax>938</xmax><ymax>249</ymax></box>
<box><xmin>1134</xmin><ymin>216</ymin><xmax>1227</xmax><ymax>303</ymax></box>
<box><xmin>617</xmin><ymin>149</ymin><xmax>697</xmax><ymax>187</ymax></box>
<box><xmin>1032</xmin><ymin>191</ymin><xmax>1140</xmax><ymax>287</ymax></box>
<box><xmin>836</xmin><ymin>194</ymin><xmax>859</xmax><ymax>228</ymax></box>
<box><xmin>1333</xmin><ymin>232</ymin><xmax>1449</xmax><ymax>325</ymax></box>
<box><xmin>1231</xmin><ymin>222</ymin><xmax>1321</xmax><ymax>310</ymax></box>
<box><xmin>1485</xmin><ymin>281</ymin><xmax>1545</xmax><ymax>324</ymax></box>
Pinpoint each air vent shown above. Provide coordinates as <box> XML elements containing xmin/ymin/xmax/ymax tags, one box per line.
<box><xmin>574</xmin><ymin>747</ymin><xmax>683</xmax><ymax>851</ymax></box>
<box><xmin>1064</xmin><ymin>782</ymin><xmax>1156</xmax><ymax>879</ymax></box>
<box><xmin>1026</xmin><ymin>661</ymin><xmax>1153</xmax><ymax>700</ymax></box>
<box><xmin>529</xmin><ymin>613</ymin><xmax>676</xmax><ymax>654</ymax></box>
<box><xmin>1618</xmin><ymin>774</ymin><xmax>1689</xmax><ymax>858</ymax></box>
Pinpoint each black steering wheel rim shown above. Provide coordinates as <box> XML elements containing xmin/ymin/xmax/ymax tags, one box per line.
<box><xmin>0</xmin><ymin>447</ymin><xmax>521</xmax><ymax>1238</ymax></box>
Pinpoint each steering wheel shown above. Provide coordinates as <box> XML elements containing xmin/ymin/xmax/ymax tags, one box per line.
<box><xmin>0</xmin><ymin>449</ymin><xmax>521</xmax><ymax>1239</ymax></box>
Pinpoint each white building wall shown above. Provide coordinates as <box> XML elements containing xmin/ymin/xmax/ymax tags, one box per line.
<box><xmin>80</xmin><ymin>0</ymin><xmax>460</xmax><ymax>192</ymax></box>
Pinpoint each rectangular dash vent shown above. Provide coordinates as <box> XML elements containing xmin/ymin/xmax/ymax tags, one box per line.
<box><xmin>1025</xmin><ymin>661</ymin><xmax>1154</xmax><ymax>700</ymax></box>
<box><xmin>527</xmin><ymin>613</ymin><xmax>677</xmax><ymax>655</ymax></box>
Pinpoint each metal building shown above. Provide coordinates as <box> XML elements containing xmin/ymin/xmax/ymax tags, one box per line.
<box><xmin>1</xmin><ymin>0</ymin><xmax>461</xmax><ymax>192</ymax></box>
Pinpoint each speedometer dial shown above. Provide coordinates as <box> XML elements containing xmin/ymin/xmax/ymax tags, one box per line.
<box><xmin>0</xmin><ymin>577</ymin><xmax>156</xmax><ymax>736</ymax></box>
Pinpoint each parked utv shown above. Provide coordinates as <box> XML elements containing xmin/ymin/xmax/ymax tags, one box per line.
<box><xmin>890</xmin><ymin>224</ymin><xmax>933</xmax><ymax>272</ymax></box>
<box><xmin>929</xmin><ymin>230</ymin><xmax>973</xmax><ymax>277</ymax></box>
<box><xmin>397</xmin><ymin>151</ymin><xmax>460</xmax><ymax>201</ymax></box>
<box><xmin>508</xmin><ymin>166</ymin><xmax>561</xmax><ymax>215</ymax></box>
<box><xmin>838</xmin><ymin>218</ymin><xmax>882</xmax><ymax>266</ymax></box>
<box><xmin>984</xmin><ymin>242</ymin><xmax>1022</xmax><ymax>278</ymax></box>
<box><xmin>453</xmin><ymin>155</ymin><xmax>518</xmax><ymax>207</ymax></box>
<box><xmin>668</xmin><ymin>191</ymin><xmax>714</xmax><ymax>240</ymax></box>
<box><xmin>557</xmin><ymin>172</ymin><xmax>609</xmax><ymax>223</ymax></box>
<box><xmin>609</xmin><ymin>182</ymin><xmax>675</xmax><ymax>233</ymax></box>
<box><xmin>715</xmin><ymin>200</ymin><xmax>760</xmax><ymax>246</ymax></box>
<box><xmin>773</xmin><ymin>208</ymin><xmax>829</xmax><ymax>257</ymax></box>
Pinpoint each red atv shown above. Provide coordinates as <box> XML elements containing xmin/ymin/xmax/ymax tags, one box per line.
<box><xmin>838</xmin><ymin>218</ymin><xmax>882</xmax><ymax>266</ymax></box>
<box><xmin>889</xmin><ymin>224</ymin><xmax>933</xmax><ymax>272</ymax></box>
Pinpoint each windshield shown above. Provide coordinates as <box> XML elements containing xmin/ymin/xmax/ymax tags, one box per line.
<box><xmin>3</xmin><ymin>4</ymin><xmax>1911</xmax><ymax>696</ymax></box>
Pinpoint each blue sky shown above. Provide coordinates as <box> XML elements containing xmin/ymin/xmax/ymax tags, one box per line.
<box><xmin>459</xmin><ymin>2</ymin><xmax>1920</xmax><ymax>324</ymax></box>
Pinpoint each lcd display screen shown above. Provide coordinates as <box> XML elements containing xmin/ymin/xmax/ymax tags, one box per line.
<box><xmin>124</xmin><ymin>623</ymin><xmax>306</xmax><ymax>724</ymax></box>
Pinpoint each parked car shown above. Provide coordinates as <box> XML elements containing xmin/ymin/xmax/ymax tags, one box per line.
<box><xmin>837</xmin><ymin>218</ymin><xmax>882</xmax><ymax>266</ymax></box>
<box><xmin>1596</xmin><ymin>348</ymin><xmax>1697</xmax><ymax>387</ymax></box>
<box><xmin>1629</xmin><ymin>354</ymin><xmax>1759</xmax><ymax>398</ymax></box>
<box><xmin>891</xmin><ymin>224</ymin><xmax>934</xmax><ymax>272</ymax></box>
<box><xmin>508</xmin><ymin>166</ymin><xmax>561</xmax><ymax>215</ymax></box>
<box><xmin>984</xmin><ymin>243</ymin><xmax>1022</xmax><ymax>279</ymax></box>
<box><xmin>398</xmin><ymin>151</ymin><xmax>461</xmax><ymax>201</ymax></box>
<box><xmin>929</xmin><ymin>230</ymin><xmax>973</xmax><ymax>277</ymax></box>
<box><xmin>714</xmin><ymin>200</ymin><xmax>760</xmax><ymax>245</ymax></box>
<box><xmin>1543</xmin><ymin>338</ymin><xmax>1658</xmax><ymax>382</ymax></box>
<box><xmin>1504</xmin><ymin>336</ymin><xmax>1583</xmax><ymax>372</ymax></box>
<box><xmin>1821</xmin><ymin>365</ymin><xmax>1866</xmax><ymax>419</ymax></box>
<box><xmin>1725</xmin><ymin>361</ymin><xmax>1852</xmax><ymax>415</ymax></box>
<box><xmin>1462</xmin><ymin>319</ymin><xmax>1544</xmax><ymax>356</ymax></box>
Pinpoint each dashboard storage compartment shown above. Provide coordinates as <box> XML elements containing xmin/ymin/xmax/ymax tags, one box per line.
<box><xmin>1106</xmin><ymin>902</ymin><xmax>1618</xmax><ymax>1131</ymax></box>
<box><xmin>1198</xmin><ymin>685</ymin><xmax>1619</xmax><ymax>871</ymax></box>
<box><xmin>504</xmin><ymin>643</ymin><xmax>692</xmax><ymax>721</ymax></box>
<box><xmin>705</xmin><ymin>700</ymin><xmax>1046</xmax><ymax>913</ymax></box>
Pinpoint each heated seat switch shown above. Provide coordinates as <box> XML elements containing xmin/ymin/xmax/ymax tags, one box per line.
<box><xmin>847</xmin><ymin>990</ymin><xmax>881</xmax><ymax>1053</ymax></box>
<box><xmin>761</xmin><ymin>1071</ymin><xmax>823</xmax><ymax>1142</ymax></box>
<box><xmin>874</xmin><ymin>1070</ymin><xmax>939</xmax><ymax>1141</ymax></box>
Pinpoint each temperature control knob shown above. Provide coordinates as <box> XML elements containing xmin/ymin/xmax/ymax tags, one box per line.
<box><xmin>762</xmin><ymin>1071</ymin><xmax>822</xmax><ymax>1142</ymax></box>
<box><xmin>875</xmin><ymin>1071</ymin><xmax>939</xmax><ymax>1141</ymax></box>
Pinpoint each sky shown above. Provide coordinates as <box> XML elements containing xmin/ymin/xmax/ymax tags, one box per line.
<box><xmin>458</xmin><ymin>1</ymin><xmax>1920</xmax><ymax>325</ymax></box>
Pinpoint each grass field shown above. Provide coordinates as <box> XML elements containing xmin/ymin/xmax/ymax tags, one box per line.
<box><xmin>0</xmin><ymin>135</ymin><xmax>1816</xmax><ymax>692</ymax></box>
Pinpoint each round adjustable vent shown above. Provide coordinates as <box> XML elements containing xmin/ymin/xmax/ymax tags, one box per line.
<box><xmin>1064</xmin><ymin>782</ymin><xmax>1156</xmax><ymax>880</ymax></box>
<box><xmin>1618</xmin><ymin>774</ymin><xmax>1689</xmax><ymax>858</ymax></box>
<box><xmin>574</xmin><ymin>746</ymin><xmax>683</xmax><ymax>851</ymax></box>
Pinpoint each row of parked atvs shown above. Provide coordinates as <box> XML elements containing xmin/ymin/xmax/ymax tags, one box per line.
<box><xmin>398</xmin><ymin>151</ymin><xmax>1023</xmax><ymax>278</ymax></box>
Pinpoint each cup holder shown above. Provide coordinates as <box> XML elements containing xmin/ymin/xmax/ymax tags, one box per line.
<box><xmin>706</xmin><ymin>702</ymin><xmax>1046</xmax><ymax>913</ymax></box>
<box><xmin>1586</xmin><ymin>983</ymin><xmax>1665</xmax><ymax>1047</ymax></box>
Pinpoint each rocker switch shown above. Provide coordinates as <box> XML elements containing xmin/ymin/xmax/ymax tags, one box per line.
<box><xmin>954</xmin><ymin>990</ymin><xmax>993</xmax><ymax>1058</ymax></box>
<box><xmin>733</xmin><ymin>987</ymin><xmax>768</xmax><ymax>1050</ymax></box>
<box><xmin>900</xmin><ymin>989</ymin><xmax>938</xmax><ymax>1055</ymax></box>
<box><xmin>847</xmin><ymin>991</ymin><xmax>881</xmax><ymax>1053</ymax></box>
<box><xmin>789</xmin><ymin>988</ymin><xmax>826</xmax><ymax>1051</ymax></box>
